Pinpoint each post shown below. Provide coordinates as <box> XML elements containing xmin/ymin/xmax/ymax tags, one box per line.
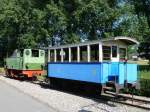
<box><xmin>99</xmin><ymin>43</ymin><xmax>102</xmax><ymax>62</ymax></box>
<box><xmin>61</xmin><ymin>48</ymin><xmax>63</xmax><ymax>62</ymax></box>
<box><xmin>87</xmin><ymin>45</ymin><xmax>90</xmax><ymax>62</ymax></box>
<box><xmin>54</xmin><ymin>49</ymin><xmax>56</xmax><ymax>62</ymax></box>
<box><xmin>48</xmin><ymin>50</ymin><xmax>50</xmax><ymax>62</ymax></box>
<box><xmin>69</xmin><ymin>47</ymin><xmax>71</xmax><ymax>62</ymax></box>
<box><xmin>77</xmin><ymin>46</ymin><xmax>80</xmax><ymax>62</ymax></box>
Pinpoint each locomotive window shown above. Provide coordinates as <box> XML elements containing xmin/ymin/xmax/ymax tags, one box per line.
<box><xmin>102</xmin><ymin>46</ymin><xmax>111</xmax><ymax>61</ymax></box>
<box><xmin>56</xmin><ymin>49</ymin><xmax>61</xmax><ymax>62</ymax></box>
<box><xmin>71</xmin><ymin>47</ymin><xmax>77</xmax><ymax>62</ymax></box>
<box><xmin>119</xmin><ymin>48</ymin><xmax>127</xmax><ymax>60</ymax></box>
<box><xmin>50</xmin><ymin>50</ymin><xmax>55</xmax><ymax>62</ymax></box>
<box><xmin>90</xmin><ymin>44</ymin><xmax>99</xmax><ymax>62</ymax></box>
<box><xmin>80</xmin><ymin>46</ymin><xmax>87</xmax><ymax>62</ymax></box>
<box><xmin>63</xmin><ymin>48</ymin><xmax>69</xmax><ymax>62</ymax></box>
<box><xmin>32</xmin><ymin>50</ymin><xmax>39</xmax><ymax>57</ymax></box>
<box><xmin>112</xmin><ymin>46</ymin><xmax>117</xmax><ymax>58</ymax></box>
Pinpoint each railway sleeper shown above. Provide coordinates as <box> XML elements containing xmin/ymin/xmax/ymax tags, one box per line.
<box><xmin>104</xmin><ymin>90</ymin><xmax>150</xmax><ymax>110</ymax></box>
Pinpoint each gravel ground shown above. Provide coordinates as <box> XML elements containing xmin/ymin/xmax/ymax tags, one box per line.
<box><xmin>0</xmin><ymin>75</ymin><xmax>149</xmax><ymax>112</ymax></box>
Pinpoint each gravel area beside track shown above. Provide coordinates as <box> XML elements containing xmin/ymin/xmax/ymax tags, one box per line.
<box><xmin>0</xmin><ymin>75</ymin><xmax>149</xmax><ymax>112</ymax></box>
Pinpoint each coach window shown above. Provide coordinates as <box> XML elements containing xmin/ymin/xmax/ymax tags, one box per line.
<box><xmin>119</xmin><ymin>48</ymin><xmax>127</xmax><ymax>60</ymax></box>
<box><xmin>112</xmin><ymin>46</ymin><xmax>117</xmax><ymax>58</ymax></box>
<box><xmin>63</xmin><ymin>48</ymin><xmax>69</xmax><ymax>62</ymax></box>
<box><xmin>32</xmin><ymin>50</ymin><xmax>39</xmax><ymax>57</ymax></box>
<box><xmin>102</xmin><ymin>46</ymin><xmax>111</xmax><ymax>61</ymax></box>
<box><xmin>71</xmin><ymin>47</ymin><xmax>77</xmax><ymax>62</ymax></box>
<box><xmin>90</xmin><ymin>44</ymin><xmax>99</xmax><ymax>62</ymax></box>
<box><xmin>80</xmin><ymin>46</ymin><xmax>88</xmax><ymax>62</ymax></box>
<box><xmin>56</xmin><ymin>49</ymin><xmax>61</xmax><ymax>62</ymax></box>
<box><xmin>50</xmin><ymin>50</ymin><xmax>55</xmax><ymax>62</ymax></box>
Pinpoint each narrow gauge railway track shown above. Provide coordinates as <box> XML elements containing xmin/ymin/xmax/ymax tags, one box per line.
<box><xmin>30</xmin><ymin>80</ymin><xmax>150</xmax><ymax>111</ymax></box>
<box><xmin>100</xmin><ymin>91</ymin><xmax>150</xmax><ymax>111</ymax></box>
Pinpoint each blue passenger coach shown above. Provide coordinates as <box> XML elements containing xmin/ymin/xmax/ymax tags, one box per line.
<box><xmin>46</xmin><ymin>36</ymin><xmax>139</xmax><ymax>93</ymax></box>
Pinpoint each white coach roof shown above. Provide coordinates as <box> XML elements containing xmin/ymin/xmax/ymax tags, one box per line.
<box><xmin>44</xmin><ymin>36</ymin><xmax>139</xmax><ymax>49</ymax></box>
<box><xmin>111</xmin><ymin>36</ymin><xmax>139</xmax><ymax>45</ymax></box>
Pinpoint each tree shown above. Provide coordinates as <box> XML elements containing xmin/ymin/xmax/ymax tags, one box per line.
<box><xmin>138</xmin><ymin>42</ymin><xmax>150</xmax><ymax>64</ymax></box>
<box><xmin>113</xmin><ymin>1</ymin><xmax>150</xmax><ymax>41</ymax></box>
<box><xmin>0</xmin><ymin>0</ymin><xmax>150</xmax><ymax>62</ymax></box>
<box><xmin>124</xmin><ymin>0</ymin><xmax>150</xmax><ymax>61</ymax></box>
<box><xmin>0</xmin><ymin>0</ymin><xmax>68</xmax><ymax>50</ymax></box>
<box><xmin>75</xmin><ymin>0</ymin><xmax>120</xmax><ymax>40</ymax></box>
<box><xmin>129</xmin><ymin>0</ymin><xmax>150</xmax><ymax>28</ymax></box>
<box><xmin>44</xmin><ymin>3</ymin><xmax>67</xmax><ymax>45</ymax></box>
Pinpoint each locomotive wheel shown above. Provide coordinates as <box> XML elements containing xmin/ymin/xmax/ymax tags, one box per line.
<box><xmin>5</xmin><ymin>69</ymin><xmax>10</xmax><ymax>77</ymax></box>
<box><xmin>32</xmin><ymin>75</ymin><xmax>37</xmax><ymax>81</ymax></box>
<box><xmin>10</xmin><ymin>71</ymin><xmax>15</xmax><ymax>78</ymax></box>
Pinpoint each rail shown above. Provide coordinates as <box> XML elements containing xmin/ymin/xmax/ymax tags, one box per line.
<box><xmin>102</xmin><ymin>91</ymin><xmax>150</xmax><ymax>110</ymax></box>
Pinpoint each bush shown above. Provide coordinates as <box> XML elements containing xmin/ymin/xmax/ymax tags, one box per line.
<box><xmin>139</xmin><ymin>65</ymin><xmax>150</xmax><ymax>71</ymax></box>
<box><xmin>140</xmin><ymin>70</ymin><xmax>150</xmax><ymax>79</ymax></box>
<box><xmin>138</xmin><ymin>65</ymin><xmax>150</xmax><ymax>97</ymax></box>
<box><xmin>140</xmin><ymin>79</ymin><xmax>150</xmax><ymax>97</ymax></box>
<box><xmin>0</xmin><ymin>68</ymin><xmax>4</xmax><ymax>73</ymax></box>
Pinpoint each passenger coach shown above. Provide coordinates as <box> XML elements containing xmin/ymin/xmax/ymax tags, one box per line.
<box><xmin>46</xmin><ymin>36</ymin><xmax>139</xmax><ymax>94</ymax></box>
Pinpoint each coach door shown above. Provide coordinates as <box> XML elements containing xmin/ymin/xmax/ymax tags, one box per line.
<box><xmin>111</xmin><ymin>45</ymin><xmax>119</xmax><ymax>62</ymax></box>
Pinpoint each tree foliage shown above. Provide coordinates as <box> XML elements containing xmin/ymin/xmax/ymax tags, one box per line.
<box><xmin>138</xmin><ymin>41</ymin><xmax>150</xmax><ymax>65</ymax></box>
<box><xmin>0</xmin><ymin>0</ymin><xmax>149</xmax><ymax>61</ymax></box>
<box><xmin>75</xmin><ymin>0</ymin><xmax>120</xmax><ymax>40</ymax></box>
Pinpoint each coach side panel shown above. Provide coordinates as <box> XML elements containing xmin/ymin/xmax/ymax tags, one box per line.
<box><xmin>48</xmin><ymin>63</ymin><xmax>102</xmax><ymax>83</ymax></box>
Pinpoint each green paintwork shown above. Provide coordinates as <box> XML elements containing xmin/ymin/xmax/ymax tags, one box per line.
<box><xmin>5</xmin><ymin>57</ymin><xmax>23</xmax><ymax>70</ymax></box>
<box><xmin>5</xmin><ymin>49</ymin><xmax>45</xmax><ymax>70</ymax></box>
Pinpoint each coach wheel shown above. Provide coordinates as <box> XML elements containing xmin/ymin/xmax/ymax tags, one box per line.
<box><xmin>96</xmin><ymin>85</ymin><xmax>102</xmax><ymax>95</ymax></box>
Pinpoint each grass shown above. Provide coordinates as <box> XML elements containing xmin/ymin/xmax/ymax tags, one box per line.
<box><xmin>128</xmin><ymin>60</ymin><xmax>149</xmax><ymax>65</ymax></box>
<box><xmin>137</xmin><ymin>61</ymin><xmax>150</xmax><ymax>97</ymax></box>
<box><xmin>139</xmin><ymin>71</ymin><xmax>150</xmax><ymax>79</ymax></box>
<box><xmin>137</xmin><ymin>60</ymin><xmax>149</xmax><ymax>65</ymax></box>
<box><xmin>138</xmin><ymin>63</ymin><xmax>150</xmax><ymax>80</ymax></box>
<box><xmin>0</xmin><ymin>68</ymin><xmax>4</xmax><ymax>73</ymax></box>
<box><xmin>128</xmin><ymin>60</ymin><xmax>150</xmax><ymax>79</ymax></box>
